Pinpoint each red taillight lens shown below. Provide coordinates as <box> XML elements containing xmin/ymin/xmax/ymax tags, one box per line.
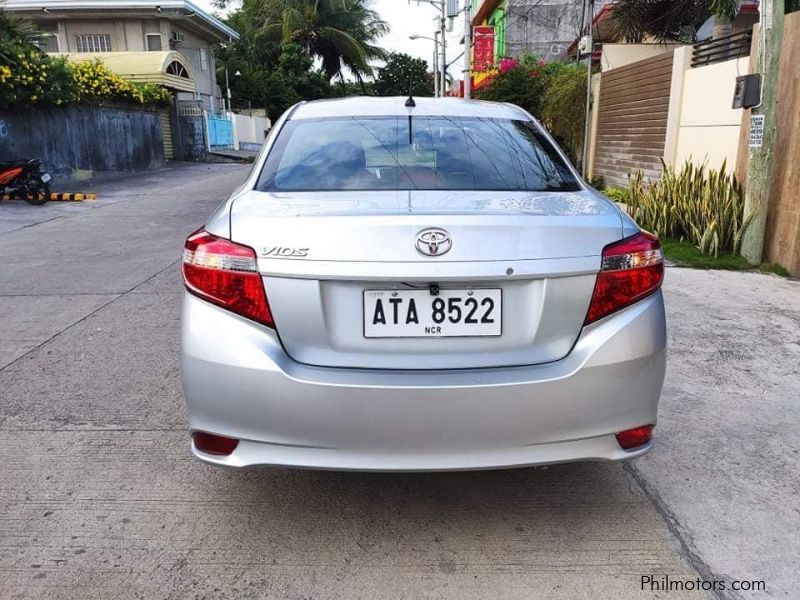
<box><xmin>182</xmin><ymin>229</ymin><xmax>274</xmax><ymax>328</ymax></box>
<box><xmin>585</xmin><ymin>232</ymin><xmax>664</xmax><ymax>325</ymax></box>
<box><xmin>615</xmin><ymin>425</ymin><xmax>654</xmax><ymax>450</ymax></box>
<box><xmin>192</xmin><ymin>431</ymin><xmax>239</xmax><ymax>456</ymax></box>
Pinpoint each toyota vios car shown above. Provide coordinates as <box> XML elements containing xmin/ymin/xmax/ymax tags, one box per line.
<box><xmin>180</xmin><ymin>97</ymin><xmax>666</xmax><ymax>471</ymax></box>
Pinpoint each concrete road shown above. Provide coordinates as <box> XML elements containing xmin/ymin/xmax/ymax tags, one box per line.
<box><xmin>0</xmin><ymin>164</ymin><xmax>796</xmax><ymax>599</ymax></box>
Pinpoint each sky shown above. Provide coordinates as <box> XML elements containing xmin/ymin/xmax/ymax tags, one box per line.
<box><xmin>193</xmin><ymin>0</ymin><xmax>467</xmax><ymax>80</ymax></box>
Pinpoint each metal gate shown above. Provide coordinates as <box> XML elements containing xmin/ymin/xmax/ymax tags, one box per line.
<box><xmin>158</xmin><ymin>110</ymin><xmax>174</xmax><ymax>160</ymax></box>
<box><xmin>593</xmin><ymin>52</ymin><xmax>675</xmax><ymax>188</ymax></box>
<box><xmin>207</xmin><ymin>113</ymin><xmax>233</xmax><ymax>149</ymax></box>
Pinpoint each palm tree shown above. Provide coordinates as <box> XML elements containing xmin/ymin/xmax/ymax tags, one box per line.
<box><xmin>0</xmin><ymin>9</ymin><xmax>42</xmax><ymax>64</ymax></box>
<box><xmin>261</xmin><ymin>0</ymin><xmax>388</xmax><ymax>80</ymax></box>
<box><xmin>608</xmin><ymin>0</ymin><xmax>739</xmax><ymax>43</ymax></box>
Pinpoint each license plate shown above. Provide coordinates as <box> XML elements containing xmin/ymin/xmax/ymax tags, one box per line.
<box><xmin>363</xmin><ymin>288</ymin><xmax>502</xmax><ymax>338</ymax></box>
<box><xmin>40</xmin><ymin>173</ymin><xmax>52</xmax><ymax>183</ymax></box>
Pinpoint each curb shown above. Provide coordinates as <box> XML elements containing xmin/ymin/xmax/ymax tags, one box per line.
<box><xmin>1</xmin><ymin>193</ymin><xmax>97</xmax><ymax>202</ymax></box>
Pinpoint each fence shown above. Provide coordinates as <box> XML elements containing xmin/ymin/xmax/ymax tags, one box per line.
<box><xmin>591</xmin><ymin>52</ymin><xmax>675</xmax><ymax>188</ymax></box>
<box><xmin>0</xmin><ymin>106</ymin><xmax>163</xmax><ymax>183</ymax></box>
<box><xmin>588</xmin><ymin>17</ymin><xmax>800</xmax><ymax>275</ymax></box>
<box><xmin>174</xmin><ymin>100</ymin><xmax>208</xmax><ymax>162</ymax></box>
<box><xmin>233</xmin><ymin>112</ymin><xmax>271</xmax><ymax>151</ymax></box>
<box><xmin>207</xmin><ymin>113</ymin><xmax>234</xmax><ymax>149</ymax></box>
<box><xmin>691</xmin><ymin>30</ymin><xmax>753</xmax><ymax>67</ymax></box>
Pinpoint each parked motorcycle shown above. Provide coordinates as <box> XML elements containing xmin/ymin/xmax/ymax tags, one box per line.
<box><xmin>0</xmin><ymin>159</ymin><xmax>52</xmax><ymax>205</ymax></box>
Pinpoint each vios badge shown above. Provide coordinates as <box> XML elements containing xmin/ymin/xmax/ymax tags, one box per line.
<box><xmin>415</xmin><ymin>228</ymin><xmax>452</xmax><ymax>257</ymax></box>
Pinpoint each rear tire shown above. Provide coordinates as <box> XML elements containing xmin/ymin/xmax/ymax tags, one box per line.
<box><xmin>23</xmin><ymin>181</ymin><xmax>49</xmax><ymax>205</ymax></box>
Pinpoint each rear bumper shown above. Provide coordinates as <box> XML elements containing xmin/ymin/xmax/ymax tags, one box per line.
<box><xmin>180</xmin><ymin>291</ymin><xmax>666</xmax><ymax>471</ymax></box>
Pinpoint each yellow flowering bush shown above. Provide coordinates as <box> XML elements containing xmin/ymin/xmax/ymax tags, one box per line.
<box><xmin>1</xmin><ymin>52</ymin><xmax>172</xmax><ymax>109</ymax></box>
<box><xmin>0</xmin><ymin>47</ymin><xmax>66</xmax><ymax>108</ymax></box>
<box><xmin>71</xmin><ymin>59</ymin><xmax>172</xmax><ymax>107</ymax></box>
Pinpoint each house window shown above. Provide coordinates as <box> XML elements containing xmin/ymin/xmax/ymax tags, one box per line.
<box><xmin>199</xmin><ymin>48</ymin><xmax>209</xmax><ymax>71</ymax></box>
<box><xmin>75</xmin><ymin>33</ymin><xmax>112</xmax><ymax>52</ymax></box>
<box><xmin>34</xmin><ymin>34</ymin><xmax>60</xmax><ymax>53</ymax></box>
<box><xmin>146</xmin><ymin>33</ymin><xmax>163</xmax><ymax>51</ymax></box>
<box><xmin>166</xmin><ymin>60</ymin><xmax>190</xmax><ymax>79</ymax></box>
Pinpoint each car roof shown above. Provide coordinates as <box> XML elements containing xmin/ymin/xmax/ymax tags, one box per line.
<box><xmin>290</xmin><ymin>97</ymin><xmax>530</xmax><ymax>121</ymax></box>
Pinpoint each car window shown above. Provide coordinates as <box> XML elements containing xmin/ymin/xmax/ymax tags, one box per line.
<box><xmin>257</xmin><ymin>116</ymin><xmax>581</xmax><ymax>192</ymax></box>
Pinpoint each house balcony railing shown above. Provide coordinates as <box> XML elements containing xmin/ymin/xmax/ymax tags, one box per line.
<box><xmin>691</xmin><ymin>30</ymin><xmax>753</xmax><ymax>68</ymax></box>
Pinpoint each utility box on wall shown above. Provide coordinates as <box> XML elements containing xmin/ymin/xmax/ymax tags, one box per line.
<box><xmin>732</xmin><ymin>73</ymin><xmax>762</xmax><ymax>109</ymax></box>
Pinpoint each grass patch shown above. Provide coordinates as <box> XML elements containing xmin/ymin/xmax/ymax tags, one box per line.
<box><xmin>661</xmin><ymin>238</ymin><xmax>790</xmax><ymax>276</ymax></box>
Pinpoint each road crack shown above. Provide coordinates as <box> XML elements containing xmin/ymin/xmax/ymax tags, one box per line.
<box><xmin>624</xmin><ymin>461</ymin><xmax>743</xmax><ymax>600</ymax></box>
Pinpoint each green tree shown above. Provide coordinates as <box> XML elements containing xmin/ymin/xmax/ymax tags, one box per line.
<box><xmin>244</xmin><ymin>42</ymin><xmax>332</xmax><ymax>120</ymax></box>
<box><xmin>261</xmin><ymin>0</ymin><xmax>388</xmax><ymax>81</ymax></box>
<box><xmin>476</xmin><ymin>56</ymin><xmax>588</xmax><ymax>162</ymax></box>
<box><xmin>214</xmin><ymin>0</ymin><xmax>383</xmax><ymax>114</ymax></box>
<box><xmin>608</xmin><ymin>0</ymin><xmax>739</xmax><ymax>43</ymax></box>
<box><xmin>1</xmin><ymin>11</ymin><xmax>78</xmax><ymax>109</ymax></box>
<box><xmin>373</xmin><ymin>52</ymin><xmax>433</xmax><ymax>97</ymax></box>
<box><xmin>1</xmin><ymin>9</ymin><xmax>41</xmax><ymax>64</ymax></box>
<box><xmin>477</xmin><ymin>54</ymin><xmax>556</xmax><ymax>116</ymax></box>
<box><xmin>540</xmin><ymin>63</ymin><xmax>587</xmax><ymax>164</ymax></box>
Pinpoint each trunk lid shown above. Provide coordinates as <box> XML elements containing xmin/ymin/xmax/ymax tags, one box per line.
<box><xmin>230</xmin><ymin>190</ymin><xmax>624</xmax><ymax>370</ymax></box>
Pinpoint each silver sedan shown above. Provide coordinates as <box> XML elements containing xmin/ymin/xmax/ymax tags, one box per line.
<box><xmin>180</xmin><ymin>97</ymin><xmax>666</xmax><ymax>471</ymax></box>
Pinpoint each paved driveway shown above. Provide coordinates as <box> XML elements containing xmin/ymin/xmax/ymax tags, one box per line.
<box><xmin>0</xmin><ymin>164</ymin><xmax>797</xmax><ymax>599</ymax></box>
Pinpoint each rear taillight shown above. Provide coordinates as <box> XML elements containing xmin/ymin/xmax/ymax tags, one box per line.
<box><xmin>615</xmin><ymin>425</ymin><xmax>654</xmax><ymax>450</ymax></box>
<box><xmin>585</xmin><ymin>232</ymin><xmax>664</xmax><ymax>325</ymax></box>
<box><xmin>182</xmin><ymin>229</ymin><xmax>274</xmax><ymax>328</ymax></box>
<box><xmin>193</xmin><ymin>431</ymin><xmax>239</xmax><ymax>456</ymax></box>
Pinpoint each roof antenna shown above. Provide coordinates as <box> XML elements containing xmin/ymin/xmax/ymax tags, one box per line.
<box><xmin>405</xmin><ymin>74</ymin><xmax>416</xmax><ymax>108</ymax></box>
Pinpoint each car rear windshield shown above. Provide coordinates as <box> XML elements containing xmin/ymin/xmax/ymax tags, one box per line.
<box><xmin>256</xmin><ymin>116</ymin><xmax>581</xmax><ymax>192</ymax></box>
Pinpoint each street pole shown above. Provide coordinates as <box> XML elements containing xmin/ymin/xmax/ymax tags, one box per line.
<box><xmin>440</xmin><ymin>0</ymin><xmax>447</xmax><ymax>96</ymax></box>
<box><xmin>464</xmin><ymin>0</ymin><xmax>472</xmax><ymax>99</ymax></box>
<box><xmin>581</xmin><ymin>0</ymin><xmax>594</xmax><ymax>178</ymax></box>
<box><xmin>741</xmin><ymin>0</ymin><xmax>785</xmax><ymax>264</ymax></box>
<box><xmin>224</xmin><ymin>67</ymin><xmax>232</xmax><ymax>114</ymax></box>
<box><xmin>434</xmin><ymin>31</ymin><xmax>440</xmax><ymax>97</ymax></box>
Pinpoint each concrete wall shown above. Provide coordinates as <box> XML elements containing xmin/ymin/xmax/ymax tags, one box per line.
<box><xmin>233</xmin><ymin>113</ymin><xmax>271</xmax><ymax>149</ymax></box>
<box><xmin>672</xmin><ymin>56</ymin><xmax>749</xmax><ymax>171</ymax></box>
<box><xmin>505</xmin><ymin>0</ymin><xmax>584</xmax><ymax>60</ymax></box>
<box><xmin>173</xmin><ymin>102</ymin><xmax>208</xmax><ymax>162</ymax></box>
<box><xmin>0</xmin><ymin>106</ymin><xmax>164</xmax><ymax>183</ymax></box>
<box><xmin>501</xmin><ymin>0</ymin><xmax>613</xmax><ymax>61</ymax></box>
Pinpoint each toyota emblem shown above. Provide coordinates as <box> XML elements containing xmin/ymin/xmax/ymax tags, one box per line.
<box><xmin>415</xmin><ymin>228</ymin><xmax>452</xmax><ymax>257</ymax></box>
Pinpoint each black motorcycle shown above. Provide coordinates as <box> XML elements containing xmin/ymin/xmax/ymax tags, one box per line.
<box><xmin>0</xmin><ymin>159</ymin><xmax>52</xmax><ymax>205</ymax></box>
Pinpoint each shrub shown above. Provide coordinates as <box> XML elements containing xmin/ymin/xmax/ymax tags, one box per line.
<box><xmin>0</xmin><ymin>46</ymin><xmax>72</xmax><ymax>108</ymax></box>
<box><xmin>477</xmin><ymin>56</ymin><xmax>587</xmax><ymax>164</ymax></box>
<box><xmin>588</xmin><ymin>174</ymin><xmax>606</xmax><ymax>190</ymax></box>
<box><xmin>72</xmin><ymin>59</ymin><xmax>171</xmax><ymax>106</ymax></box>
<box><xmin>540</xmin><ymin>63</ymin><xmax>587</xmax><ymax>164</ymax></box>
<box><xmin>604</xmin><ymin>187</ymin><xmax>630</xmax><ymax>203</ymax></box>
<box><xmin>627</xmin><ymin>160</ymin><xmax>752</xmax><ymax>257</ymax></box>
<box><xmin>477</xmin><ymin>54</ymin><xmax>552</xmax><ymax>117</ymax></box>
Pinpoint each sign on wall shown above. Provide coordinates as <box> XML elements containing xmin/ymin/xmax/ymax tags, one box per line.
<box><xmin>761</xmin><ymin>0</ymin><xmax>773</xmax><ymax>30</ymax></box>
<box><xmin>473</xmin><ymin>26</ymin><xmax>495</xmax><ymax>72</ymax></box>
<box><xmin>749</xmin><ymin>115</ymin><xmax>766</xmax><ymax>148</ymax></box>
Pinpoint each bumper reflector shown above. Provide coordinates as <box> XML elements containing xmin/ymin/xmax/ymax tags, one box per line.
<box><xmin>193</xmin><ymin>432</ymin><xmax>239</xmax><ymax>456</ymax></box>
<box><xmin>615</xmin><ymin>425</ymin><xmax>654</xmax><ymax>450</ymax></box>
